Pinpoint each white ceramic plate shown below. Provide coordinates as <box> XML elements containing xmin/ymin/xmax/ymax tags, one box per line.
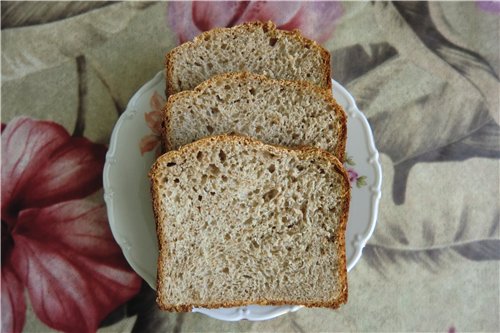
<box><xmin>104</xmin><ymin>71</ymin><xmax>382</xmax><ymax>321</ymax></box>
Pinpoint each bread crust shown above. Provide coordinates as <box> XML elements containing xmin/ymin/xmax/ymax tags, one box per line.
<box><xmin>163</xmin><ymin>71</ymin><xmax>346</xmax><ymax>161</ymax></box>
<box><xmin>165</xmin><ymin>21</ymin><xmax>332</xmax><ymax>97</ymax></box>
<box><xmin>149</xmin><ymin>134</ymin><xmax>350</xmax><ymax>312</ymax></box>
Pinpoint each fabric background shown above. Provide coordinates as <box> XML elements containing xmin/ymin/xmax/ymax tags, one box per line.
<box><xmin>1</xmin><ymin>1</ymin><xmax>499</xmax><ymax>332</ymax></box>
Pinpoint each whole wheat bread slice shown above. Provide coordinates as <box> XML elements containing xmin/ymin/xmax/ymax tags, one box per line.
<box><xmin>165</xmin><ymin>21</ymin><xmax>331</xmax><ymax>96</ymax></box>
<box><xmin>150</xmin><ymin>135</ymin><xmax>350</xmax><ymax>312</ymax></box>
<box><xmin>163</xmin><ymin>72</ymin><xmax>347</xmax><ymax>161</ymax></box>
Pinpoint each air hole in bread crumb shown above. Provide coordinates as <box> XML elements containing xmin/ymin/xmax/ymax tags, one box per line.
<box><xmin>219</xmin><ymin>150</ymin><xmax>226</xmax><ymax>162</ymax></box>
<box><xmin>224</xmin><ymin>85</ymin><xmax>231</xmax><ymax>90</ymax></box>
<box><xmin>221</xmin><ymin>175</ymin><xmax>228</xmax><ymax>182</ymax></box>
<box><xmin>255</xmin><ymin>126</ymin><xmax>263</xmax><ymax>133</ymax></box>
<box><xmin>174</xmin><ymin>178</ymin><xmax>179</xmax><ymax>183</ymax></box>
<box><xmin>207</xmin><ymin>63</ymin><xmax>213</xmax><ymax>70</ymax></box>
<box><xmin>208</xmin><ymin>164</ymin><xmax>220</xmax><ymax>176</ymax></box>
<box><xmin>222</xmin><ymin>267</ymin><xmax>229</xmax><ymax>274</ymax></box>
<box><xmin>263</xmin><ymin>151</ymin><xmax>278</xmax><ymax>159</ymax></box>
<box><xmin>211</xmin><ymin>107</ymin><xmax>219</xmax><ymax>114</ymax></box>
<box><xmin>224</xmin><ymin>233</ymin><xmax>231</xmax><ymax>240</ymax></box>
<box><xmin>196</xmin><ymin>151</ymin><xmax>203</xmax><ymax>161</ymax></box>
<box><xmin>198</xmin><ymin>195</ymin><xmax>202</xmax><ymax>201</ymax></box>
<box><xmin>244</xmin><ymin>218</ymin><xmax>252</xmax><ymax>225</ymax></box>
<box><xmin>206</xmin><ymin>125</ymin><xmax>214</xmax><ymax>134</ymax></box>
<box><xmin>263</xmin><ymin>189</ymin><xmax>279</xmax><ymax>201</ymax></box>
<box><xmin>268</xmin><ymin>164</ymin><xmax>276</xmax><ymax>173</ymax></box>
<box><xmin>166</xmin><ymin>162</ymin><xmax>176</xmax><ymax>167</ymax></box>
<box><xmin>292</xmin><ymin>133</ymin><xmax>299</xmax><ymax>140</ymax></box>
<box><xmin>269</xmin><ymin>37</ymin><xmax>277</xmax><ymax>46</ymax></box>
<box><xmin>249</xmin><ymin>88</ymin><xmax>256</xmax><ymax>95</ymax></box>
<box><xmin>328</xmin><ymin>123</ymin><xmax>334</xmax><ymax>130</ymax></box>
<box><xmin>300</xmin><ymin>202</ymin><xmax>307</xmax><ymax>217</ymax></box>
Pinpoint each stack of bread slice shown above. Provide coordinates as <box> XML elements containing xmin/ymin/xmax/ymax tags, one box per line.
<box><xmin>150</xmin><ymin>21</ymin><xmax>350</xmax><ymax>312</ymax></box>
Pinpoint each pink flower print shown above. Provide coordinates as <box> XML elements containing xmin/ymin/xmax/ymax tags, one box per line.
<box><xmin>167</xmin><ymin>1</ymin><xmax>344</xmax><ymax>44</ymax></box>
<box><xmin>347</xmin><ymin>167</ymin><xmax>367</xmax><ymax>188</ymax></box>
<box><xmin>476</xmin><ymin>1</ymin><xmax>500</xmax><ymax>14</ymax></box>
<box><xmin>1</xmin><ymin>117</ymin><xmax>141</xmax><ymax>333</ymax></box>
<box><xmin>347</xmin><ymin>168</ymin><xmax>359</xmax><ymax>183</ymax></box>
<box><xmin>140</xmin><ymin>91</ymin><xmax>165</xmax><ymax>156</ymax></box>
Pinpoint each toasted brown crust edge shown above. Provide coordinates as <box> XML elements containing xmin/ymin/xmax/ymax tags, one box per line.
<box><xmin>163</xmin><ymin>71</ymin><xmax>346</xmax><ymax>161</ymax></box>
<box><xmin>149</xmin><ymin>134</ymin><xmax>350</xmax><ymax>312</ymax></box>
<box><xmin>164</xmin><ymin>21</ymin><xmax>331</xmax><ymax>96</ymax></box>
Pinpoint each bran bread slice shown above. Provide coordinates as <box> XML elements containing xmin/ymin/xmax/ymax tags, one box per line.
<box><xmin>163</xmin><ymin>72</ymin><xmax>347</xmax><ymax>161</ymax></box>
<box><xmin>165</xmin><ymin>21</ymin><xmax>331</xmax><ymax>96</ymax></box>
<box><xmin>150</xmin><ymin>134</ymin><xmax>350</xmax><ymax>312</ymax></box>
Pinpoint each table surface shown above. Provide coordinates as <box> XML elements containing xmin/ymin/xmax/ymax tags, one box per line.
<box><xmin>2</xmin><ymin>2</ymin><xmax>499</xmax><ymax>332</ymax></box>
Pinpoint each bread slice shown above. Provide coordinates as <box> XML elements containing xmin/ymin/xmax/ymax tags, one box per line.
<box><xmin>165</xmin><ymin>21</ymin><xmax>331</xmax><ymax>96</ymax></box>
<box><xmin>163</xmin><ymin>72</ymin><xmax>347</xmax><ymax>161</ymax></box>
<box><xmin>150</xmin><ymin>135</ymin><xmax>350</xmax><ymax>312</ymax></box>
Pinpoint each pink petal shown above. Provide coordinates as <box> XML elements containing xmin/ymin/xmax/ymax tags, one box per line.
<box><xmin>347</xmin><ymin>168</ymin><xmax>358</xmax><ymax>183</ymax></box>
<box><xmin>25</xmin><ymin>138</ymin><xmax>106</xmax><ymax>209</ymax></box>
<box><xmin>167</xmin><ymin>1</ymin><xmax>202</xmax><ymax>44</ymax></box>
<box><xmin>281</xmin><ymin>2</ymin><xmax>344</xmax><ymax>43</ymax></box>
<box><xmin>238</xmin><ymin>2</ymin><xmax>344</xmax><ymax>42</ymax></box>
<box><xmin>2</xmin><ymin>117</ymin><xmax>67</xmax><ymax>221</ymax></box>
<box><xmin>192</xmin><ymin>1</ymin><xmax>249</xmax><ymax>31</ymax></box>
<box><xmin>149</xmin><ymin>91</ymin><xmax>166</xmax><ymax>113</ymax></box>
<box><xmin>1</xmin><ymin>262</ymin><xmax>26</xmax><ymax>333</ymax></box>
<box><xmin>144</xmin><ymin>110</ymin><xmax>163</xmax><ymax>134</ymax></box>
<box><xmin>166</xmin><ymin>1</ymin><xmax>343</xmax><ymax>44</ymax></box>
<box><xmin>1</xmin><ymin>117</ymin><xmax>106</xmax><ymax>221</ymax></box>
<box><xmin>10</xmin><ymin>200</ymin><xmax>141</xmax><ymax>332</ymax></box>
<box><xmin>476</xmin><ymin>1</ymin><xmax>500</xmax><ymax>14</ymax></box>
<box><xmin>236</xmin><ymin>2</ymin><xmax>302</xmax><ymax>26</ymax></box>
<box><xmin>167</xmin><ymin>1</ymin><xmax>248</xmax><ymax>43</ymax></box>
<box><xmin>140</xmin><ymin>134</ymin><xmax>160</xmax><ymax>156</ymax></box>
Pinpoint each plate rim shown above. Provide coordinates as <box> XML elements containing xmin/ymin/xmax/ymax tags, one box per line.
<box><xmin>103</xmin><ymin>72</ymin><xmax>382</xmax><ymax>321</ymax></box>
<box><xmin>332</xmin><ymin>80</ymin><xmax>383</xmax><ymax>271</ymax></box>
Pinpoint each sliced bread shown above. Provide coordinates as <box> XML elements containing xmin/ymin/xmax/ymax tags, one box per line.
<box><xmin>163</xmin><ymin>72</ymin><xmax>347</xmax><ymax>161</ymax></box>
<box><xmin>150</xmin><ymin>135</ymin><xmax>350</xmax><ymax>311</ymax></box>
<box><xmin>165</xmin><ymin>21</ymin><xmax>331</xmax><ymax>96</ymax></box>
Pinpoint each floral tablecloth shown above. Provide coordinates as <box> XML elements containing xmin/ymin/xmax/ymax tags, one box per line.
<box><xmin>2</xmin><ymin>2</ymin><xmax>499</xmax><ymax>332</ymax></box>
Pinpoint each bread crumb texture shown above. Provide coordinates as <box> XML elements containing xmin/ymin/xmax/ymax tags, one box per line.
<box><xmin>165</xmin><ymin>21</ymin><xmax>331</xmax><ymax>95</ymax></box>
<box><xmin>150</xmin><ymin>135</ymin><xmax>349</xmax><ymax>311</ymax></box>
